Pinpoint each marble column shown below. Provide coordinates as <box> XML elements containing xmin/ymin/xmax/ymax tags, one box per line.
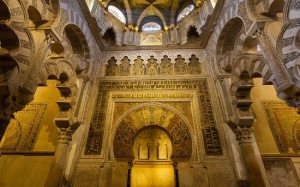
<box><xmin>256</xmin><ymin>29</ymin><xmax>292</xmax><ymax>92</ymax></box>
<box><xmin>45</xmin><ymin>127</ymin><xmax>72</xmax><ymax>187</ymax></box>
<box><xmin>235</xmin><ymin>126</ymin><xmax>266</xmax><ymax>187</ymax></box>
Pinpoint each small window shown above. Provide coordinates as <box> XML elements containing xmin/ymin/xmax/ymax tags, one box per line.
<box><xmin>108</xmin><ymin>5</ymin><xmax>126</xmax><ymax>24</ymax></box>
<box><xmin>142</xmin><ymin>22</ymin><xmax>161</xmax><ymax>32</ymax></box>
<box><xmin>177</xmin><ymin>5</ymin><xmax>194</xmax><ymax>22</ymax></box>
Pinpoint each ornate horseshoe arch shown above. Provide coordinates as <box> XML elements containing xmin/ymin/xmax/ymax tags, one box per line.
<box><xmin>111</xmin><ymin>102</ymin><xmax>195</xmax><ymax>162</ymax></box>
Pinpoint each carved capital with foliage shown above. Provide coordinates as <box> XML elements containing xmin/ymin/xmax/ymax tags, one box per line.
<box><xmin>57</xmin><ymin>127</ymin><xmax>72</xmax><ymax>143</ymax></box>
<box><xmin>234</xmin><ymin>126</ymin><xmax>253</xmax><ymax>144</ymax></box>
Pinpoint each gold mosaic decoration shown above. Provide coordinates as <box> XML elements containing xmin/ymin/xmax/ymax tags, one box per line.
<box><xmin>85</xmin><ymin>79</ymin><xmax>223</xmax><ymax>156</ymax></box>
<box><xmin>0</xmin><ymin>103</ymin><xmax>48</xmax><ymax>151</ymax></box>
<box><xmin>105</xmin><ymin>55</ymin><xmax>202</xmax><ymax>76</ymax></box>
<box><xmin>113</xmin><ymin>105</ymin><xmax>192</xmax><ymax>159</ymax></box>
<box><xmin>261</xmin><ymin>101</ymin><xmax>300</xmax><ymax>153</ymax></box>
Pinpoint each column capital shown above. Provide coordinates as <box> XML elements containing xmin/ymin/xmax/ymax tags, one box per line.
<box><xmin>57</xmin><ymin>127</ymin><xmax>72</xmax><ymax>143</ymax></box>
<box><xmin>254</xmin><ymin>28</ymin><xmax>266</xmax><ymax>40</ymax></box>
<box><xmin>234</xmin><ymin>126</ymin><xmax>253</xmax><ymax>144</ymax></box>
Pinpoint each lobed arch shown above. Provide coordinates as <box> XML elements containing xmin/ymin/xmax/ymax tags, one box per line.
<box><xmin>101</xmin><ymin>27</ymin><xmax>117</xmax><ymax>46</ymax></box>
<box><xmin>111</xmin><ymin>102</ymin><xmax>195</xmax><ymax>162</ymax></box>
<box><xmin>176</xmin><ymin>10</ymin><xmax>200</xmax><ymax>45</ymax></box>
<box><xmin>230</xmin><ymin>56</ymin><xmax>271</xmax><ymax>104</ymax></box>
<box><xmin>63</xmin><ymin>24</ymin><xmax>91</xmax><ymax>74</ymax></box>
<box><xmin>99</xmin><ymin>20</ymin><xmax>123</xmax><ymax>46</ymax></box>
<box><xmin>36</xmin><ymin>60</ymin><xmax>77</xmax><ymax>86</ymax></box>
<box><xmin>37</xmin><ymin>74</ymin><xmax>59</xmax><ymax>87</ymax></box>
<box><xmin>27</xmin><ymin>5</ymin><xmax>49</xmax><ymax>28</ymax></box>
<box><xmin>36</xmin><ymin>60</ymin><xmax>79</xmax><ymax>128</ymax></box>
<box><xmin>214</xmin><ymin>17</ymin><xmax>248</xmax><ymax>74</ymax></box>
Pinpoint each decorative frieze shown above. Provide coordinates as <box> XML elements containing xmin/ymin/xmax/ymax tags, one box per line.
<box><xmin>105</xmin><ymin>54</ymin><xmax>203</xmax><ymax>77</ymax></box>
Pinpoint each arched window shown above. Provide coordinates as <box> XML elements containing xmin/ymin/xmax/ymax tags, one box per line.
<box><xmin>108</xmin><ymin>5</ymin><xmax>126</xmax><ymax>24</ymax></box>
<box><xmin>211</xmin><ymin>0</ymin><xmax>218</xmax><ymax>8</ymax></box>
<box><xmin>142</xmin><ymin>22</ymin><xmax>161</xmax><ymax>32</ymax></box>
<box><xmin>177</xmin><ymin>5</ymin><xmax>194</xmax><ymax>22</ymax></box>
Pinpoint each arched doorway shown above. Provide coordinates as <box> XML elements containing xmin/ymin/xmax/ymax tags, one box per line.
<box><xmin>131</xmin><ymin>126</ymin><xmax>175</xmax><ymax>187</ymax></box>
<box><xmin>112</xmin><ymin>105</ymin><xmax>193</xmax><ymax>187</ymax></box>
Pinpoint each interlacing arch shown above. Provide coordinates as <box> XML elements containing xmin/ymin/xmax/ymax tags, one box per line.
<box><xmin>276</xmin><ymin>0</ymin><xmax>300</xmax><ymax>85</ymax></box>
<box><xmin>63</xmin><ymin>24</ymin><xmax>91</xmax><ymax>74</ymax></box>
<box><xmin>230</xmin><ymin>55</ymin><xmax>270</xmax><ymax>103</ymax></box>
<box><xmin>215</xmin><ymin>17</ymin><xmax>248</xmax><ymax>74</ymax></box>
<box><xmin>37</xmin><ymin>60</ymin><xmax>79</xmax><ymax>128</ymax></box>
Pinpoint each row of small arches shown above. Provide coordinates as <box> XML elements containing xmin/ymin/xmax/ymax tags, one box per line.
<box><xmin>105</xmin><ymin>55</ymin><xmax>202</xmax><ymax>76</ymax></box>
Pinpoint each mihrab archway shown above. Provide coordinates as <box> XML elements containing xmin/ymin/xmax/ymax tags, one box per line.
<box><xmin>113</xmin><ymin>104</ymin><xmax>193</xmax><ymax>161</ymax></box>
<box><xmin>112</xmin><ymin>104</ymin><xmax>193</xmax><ymax>187</ymax></box>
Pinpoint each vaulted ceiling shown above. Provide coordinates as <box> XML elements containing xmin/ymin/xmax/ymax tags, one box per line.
<box><xmin>105</xmin><ymin>0</ymin><xmax>195</xmax><ymax>29</ymax></box>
